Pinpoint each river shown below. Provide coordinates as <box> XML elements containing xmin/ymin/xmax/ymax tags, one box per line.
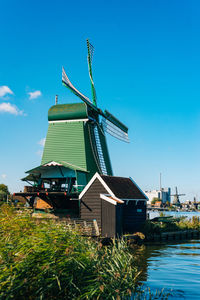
<box><xmin>148</xmin><ymin>210</ymin><xmax>200</xmax><ymax>220</ymax></box>
<box><xmin>137</xmin><ymin>211</ymin><xmax>200</xmax><ymax>299</ymax></box>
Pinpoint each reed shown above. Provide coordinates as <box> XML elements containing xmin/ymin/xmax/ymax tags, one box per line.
<box><xmin>142</xmin><ymin>215</ymin><xmax>200</xmax><ymax>236</ymax></box>
<box><xmin>0</xmin><ymin>204</ymin><xmax>146</xmax><ymax>299</ymax></box>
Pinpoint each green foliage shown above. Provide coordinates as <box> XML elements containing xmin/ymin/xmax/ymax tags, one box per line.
<box><xmin>0</xmin><ymin>184</ymin><xmax>9</xmax><ymax>201</ymax></box>
<box><xmin>159</xmin><ymin>212</ymin><xmax>166</xmax><ymax>217</ymax></box>
<box><xmin>176</xmin><ymin>216</ymin><xmax>200</xmax><ymax>231</ymax></box>
<box><xmin>142</xmin><ymin>216</ymin><xmax>200</xmax><ymax>236</ymax></box>
<box><xmin>151</xmin><ymin>198</ymin><xmax>160</xmax><ymax>205</ymax></box>
<box><xmin>0</xmin><ymin>184</ymin><xmax>9</xmax><ymax>194</ymax></box>
<box><xmin>0</xmin><ymin>204</ymin><xmax>141</xmax><ymax>299</ymax></box>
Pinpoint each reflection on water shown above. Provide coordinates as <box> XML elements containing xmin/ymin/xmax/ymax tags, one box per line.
<box><xmin>134</xmin><ymin>240</ymin><xmax>200</xmax><ymax>299</ymax></box>
<box><xmin>149</xmin><ymin>210</ymin><xmax>200</xmax><ymax>220</ymax></box>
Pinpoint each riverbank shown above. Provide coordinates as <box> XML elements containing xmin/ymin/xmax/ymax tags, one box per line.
<box><xmin>0</xmin><ymin>204</ymin><xmax>170</xmax><ymax>299</ymax></box>
<box><xmin>148</xmin><ymin>210</ymin><xmax>200</xmax><ymax>219</ymax></box>
<box><xmin>142</xmin><ymin>213</ymin><xmax>200</xmax><ymax>243</ymax></box>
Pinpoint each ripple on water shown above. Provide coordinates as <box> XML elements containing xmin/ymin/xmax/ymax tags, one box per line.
<box><xmin>141</xmin><ymin>240</ymin><xmax>200</xmax><ymax>299</ymax></box>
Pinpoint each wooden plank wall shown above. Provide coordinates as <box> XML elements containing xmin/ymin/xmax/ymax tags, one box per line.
<box><xmin>122</xmin><ymin>201</ymin><xmax>146</xmax><ymax>233</ymax></box>
<box><xmin>101</xmin><ymin>200</ymin><xmax>116</xmax><ymax>237</ymax></box>
<box><xmin>80</xmin><ymin>178</ymin><xmax>107</xmax><ymax>229</ymax></box>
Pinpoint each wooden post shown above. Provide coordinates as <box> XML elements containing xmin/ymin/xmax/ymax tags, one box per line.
<box><xmin>93</xmin><ymin>219</ymin><xmax>100</xmax><ymax>236</ymax></box>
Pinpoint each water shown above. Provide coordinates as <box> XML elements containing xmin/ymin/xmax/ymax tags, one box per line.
<box><xmin>148</xmin><ymin>210</ymin><xmax>200</xmax><ymax>220</ymax></box>
<box><xmin>137</xmin><ymin>211</ymin><xmax>200</xmax><ymax>299</ymax></box>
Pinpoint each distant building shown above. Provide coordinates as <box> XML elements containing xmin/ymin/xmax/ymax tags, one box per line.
<box><xmin>144</xmin><ymin>188</ymin><xmax>171</xmax><ymax>205</ymax></box>
<box><xmin>182</xmin><ymin>200</ymin><xmax>199</xmax><ymax>210</ymax></box>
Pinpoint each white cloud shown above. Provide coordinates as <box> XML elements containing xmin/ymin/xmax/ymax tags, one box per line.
<box><xmin>36</xmin><ymin>150</ymin><xmax>43</xmax><ymax>157</ymax></box>
<box><xmin>38</xmin><ymin>138</ymin><xmax>46</xmax><ymax>147</ymax></box>
<box><xmin>0</xmin><ymin>102</ymin><xmax>24</xmax><ymax>115</ymax></box>
<box><xmin>0</xmin><ymin>86</ymin><xmax>14</xmax><ymax>97</ymax></box>
<box><xmin>1</xmin><ymin>174</ymin><xmax>7</xmax><ymax>179</ymax></box>
<box><xmin>28</xmin><ymin>90</ymin><xmax>42</xmax><ymax>100</ymax></box>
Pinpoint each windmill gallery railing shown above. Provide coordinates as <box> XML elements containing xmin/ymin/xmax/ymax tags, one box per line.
<box><xmin>23</xmin><ymin>184</ymin><xmax>85</xmax><ymax>194</ymax></box>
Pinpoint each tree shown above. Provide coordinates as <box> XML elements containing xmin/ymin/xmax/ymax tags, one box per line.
<box><xmin>0</xmin><ymin>184</ymin><xmax>9</xmax><ymax>194</ymax></box>
<box><xmin>165</xmin><ymin>201</ymin><xmax>170</xmax><ymax>207</ymax></box>
<box><xmin>151</xmin><ymin>197</ymin><xmax>160</xmax><ymax>205</ymax></box>
<box><xmin>0</xmin><ymin>184</ymin><xmax>9</xmax><ymax>201</ymax></box>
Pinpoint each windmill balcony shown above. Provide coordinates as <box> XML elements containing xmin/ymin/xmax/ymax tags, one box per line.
<box><xmin>71</xmin><ymin>185</ymin><xmax>85</xmax><ymax>193</ymax></box>
<box><xmin>23</xmin><ymin>184</ymin><xmax>85</xmax><ymax>194</ymax></box>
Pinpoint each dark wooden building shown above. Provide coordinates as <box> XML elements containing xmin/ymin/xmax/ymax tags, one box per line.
<box><xmin>79</xmin><ymin>173</ymin><xmax>147</xmax><ymax>237</ymax></box>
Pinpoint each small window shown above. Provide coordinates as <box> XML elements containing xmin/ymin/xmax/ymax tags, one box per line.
<box><xmin>137</xmin><ymin>209</ymin><xmax>142</xmax><ymax>213</ymax></box>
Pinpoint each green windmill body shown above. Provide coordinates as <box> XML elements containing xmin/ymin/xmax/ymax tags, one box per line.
<box><xmin>42</xmin><ymin>102</ymin><xmax>113</xmax><ymax>185</ymax></box>
<box><xmin>18</xmin><ymin>40</ymin><xmax>129</xmax><ymax>209</ymax></box>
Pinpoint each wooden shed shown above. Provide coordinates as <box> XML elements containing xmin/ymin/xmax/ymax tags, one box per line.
<box><xmin>79</xmin><ymin>173</ymin><xmax>148</xmax><ymax>237</ymax></box>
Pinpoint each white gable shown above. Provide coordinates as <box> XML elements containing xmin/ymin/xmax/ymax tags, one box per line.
<box><xmin>79</xmin><ymin>173</ymin><xmax>116</xmax><ymax>199</ymax></box>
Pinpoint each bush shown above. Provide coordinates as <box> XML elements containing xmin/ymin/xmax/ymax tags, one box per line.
<box><xmin>151</xmin><ymin>198</ymin><xmax>159</xmax><ymax>205</ymax></box>
<box><xmin>0</xmin><ymin>184</ymin><xmax>9</xmax><ymax>202</ymax></box>
<box><xmin>0</xmin><ymin>204</ymin><xmax>141</xmax><ymax>299</ymax></box>
<box><xmin>142</xmin><ymin>216</ymin><xmax>200</xmax><ymax>236</ymax></box>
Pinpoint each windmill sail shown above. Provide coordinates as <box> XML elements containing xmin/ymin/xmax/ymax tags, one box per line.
<box><xmin>104</xmin><ymin>110</ymin><xmax>128</xmax><ymax>133</ymax></box>
<box><xmin>101</xmin><ymin>110</ymin><xmax>129</xmax><ymax>143</ymax></box>
<box><xmin>87</xmin><ymin>39</ymin><xmax>97</xmax><ymax>106</ymax></box>
<box><xmin>102</xmin><ymin>118</ymin><xmax>129</xmax><ymax>143</ymax></box>
<box><xmin>93</xmin><ymin>125</ymin><xmax>107</xmax><ymax>174</ymax></box>
<box><xmin>88</xmin><ymin>123</ymin><xmax>108</xmax><ymax>175</ymax></box>
<box><xmin>62</xmin><ymin>67</ymin><xmax>97</xmax><ymax>111</ymax></box>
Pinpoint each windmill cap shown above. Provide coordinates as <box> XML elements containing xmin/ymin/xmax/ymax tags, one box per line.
<box><xmin>48</xmin><ymin>103</ymin><xmax>88</xmax><ymax>121</ymax></box>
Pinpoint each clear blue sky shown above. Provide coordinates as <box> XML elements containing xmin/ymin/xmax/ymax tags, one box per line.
<box><xmin>0</xmin><ymin>0</ymin><xmax>200</xmax><ymax>201</ymax></box>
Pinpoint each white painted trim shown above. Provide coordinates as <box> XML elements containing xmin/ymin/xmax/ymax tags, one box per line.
<box><xmin>100</xmin><ymin>194</ymin><xmax>117</xmax><ymax>205</ymax></box>
<box><xmin>79</xmin><ymin>173</ymin><xmax>99</xmax><ymax>199</ymax></box>
<box><xmin>121</xmin><ymin>198</ymin><xmax>147</xmax><ymax>201</ymax></box>
<box><xmin>129</xmin><ymin>177</ymin><xmax>148</xmax><ymax>200</ymax></box>
<box><xmin>79</xmin><ymin>173</ymin><xmax>116</xmax><ymax>199</ymax></box>
<box><xmin>49</xmin><ymin>119</ymin><xmax>88</xmax><ymax>124</ymax></box>
<box><xmin>101</xmin><ymin>194</ymin><xmax>124</xmax><ymax>204</ymax></box>
<box><xmin>44</xmin><ymin>161</ymin><xmax>62</xmax><ymax>167</ymax></box>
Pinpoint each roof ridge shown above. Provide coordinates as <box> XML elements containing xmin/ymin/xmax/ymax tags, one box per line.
<box><xmin>100</xmin><ymin>174</ymin><xmax>131</xmax><ymax>180</ymax></box>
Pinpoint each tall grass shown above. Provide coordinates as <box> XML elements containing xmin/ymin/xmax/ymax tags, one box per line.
<box><xmin>0</xmin><ymin>204</ymin><xmax>144</xmax><ymax>299</ymax></box>
<box><xmin>143</xmin><ymin>216</ymin><xmax>200</xmax><ymax>236</ymax></box>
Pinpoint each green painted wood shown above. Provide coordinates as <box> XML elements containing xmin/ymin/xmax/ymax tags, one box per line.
<box><xmin>25</xmin><ymin>161</ymin><xmax>87</xmax><ymax>175</ymax></box>
<box><xmin>41</xmin><ymin>120</ymin><xmax>111</xmax><ymax>184</ymax></box>
<box><xmin>40</xmin><ymin>102</ymin><xmax>113</xmax><ymax>185</ymax></box>
<box><xmin>48</xmin><ymin>103</ymin><xmax>88</xmax><ymax>121</ymax></box>
<box><xmin>42</xmin><ymin>122</ymin><xmax>86</xmax><ymax>169</ymax></box>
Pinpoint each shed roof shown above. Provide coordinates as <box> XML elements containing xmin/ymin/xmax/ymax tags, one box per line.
<box><xmin>101</xmin><ymin>175</ymin><xmax>147</xmax><ymax>200</ymax></box>
<box><xmin>79</xmin><ymin>172</ymin><xmax>147</xmax><ymax>201</ymax></box>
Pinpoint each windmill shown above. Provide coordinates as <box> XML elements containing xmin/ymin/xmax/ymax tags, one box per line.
<box><xmin>171</xmin><ymin>187</ymin><xmax>185</xmax><ymax>206</ymax></box>
<box><xmin>17</xmin><ymin>40</ymin><xmax>130</xmax><ymax>209</ymax></box>
<box><xmin>59</xmin><ymin>39</ymin><xmax>129</xmax><ymax>177</ymax></box>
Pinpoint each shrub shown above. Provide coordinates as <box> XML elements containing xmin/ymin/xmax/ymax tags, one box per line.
<box><xmin>142</xmin><ymin>215</ymin><xmax>200</xmax><ymax>236</ymax></box>
<box><xmin>0</xmin><ymin>204</ymin><xmax>140</xmax><ymax>299</ymax></box>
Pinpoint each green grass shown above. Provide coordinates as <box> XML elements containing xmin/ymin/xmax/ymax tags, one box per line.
<box><xmin>0</xmin><ymin>205</ymin><xmax>171</xmax><ymax>299</ymax></box>
<box><xmin>142</xmin><ymin>215</ymin><xmax>200</xmax><ymax>237</ymax></box>
<box><xmin>0</xmin><ymin>204</ymin><xmax>143</xmax><ymax>299</ymax></box>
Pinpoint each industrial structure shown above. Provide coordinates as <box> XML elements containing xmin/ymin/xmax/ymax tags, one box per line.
<box><xmin>144</xmin><ymin>188</ymin><xmax>171</xmax><ymax>206</ymax></box>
